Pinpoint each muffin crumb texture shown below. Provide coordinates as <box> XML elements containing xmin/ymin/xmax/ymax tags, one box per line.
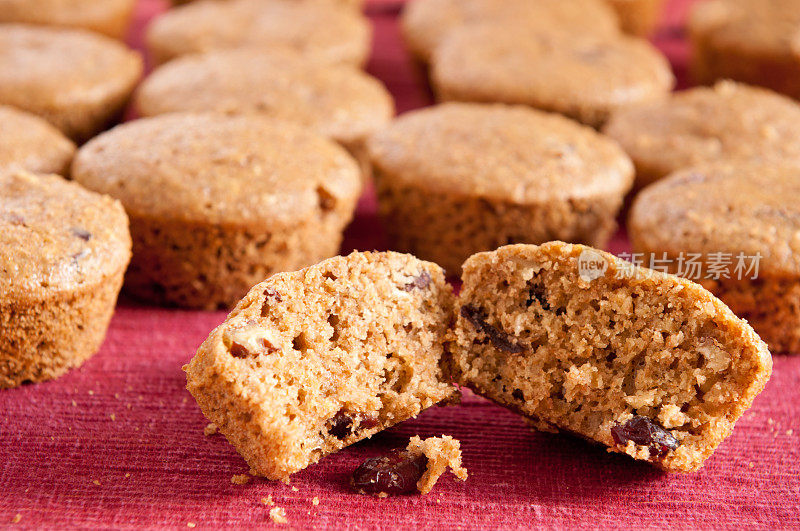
<box><xmin>450</xmin><ymin>242</ymin><xmax>772</xmax><ymax>472</ymax></box>
<box><xmin>184</xmin><ymin>251</ymin><xmax>457</xmax><ymax>480</ymax></box>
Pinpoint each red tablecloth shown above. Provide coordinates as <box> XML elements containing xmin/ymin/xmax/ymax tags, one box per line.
<box><xmin>1</xmin><ymin>1</ymin><xmax>799</xmax><ymax>528</ymax></box>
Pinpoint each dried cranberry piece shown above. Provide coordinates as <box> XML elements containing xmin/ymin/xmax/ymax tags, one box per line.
<box><xmin>403</xmin><ymin>271</ymin><xmax>431</xmax><ymax>292</ymax></box>
<box><xmin>611</xmin><ymin>416</ymin><xmax>679</xmax><ymax>459</ymax></box>
<box><xmin>358</xmin><ymin>413</ymin><xmax>380</xmax><ymax>430</ymax></box>
<box><xmin>351</xmin><ymin>450</ymin><xmax>427</xmax><ymax>496</ymax></box>
<box><xmin>460</xmin><ymin>305</ymin><xmax>524</xmax><ymax>354</ymax></box>
<box><xmin>229</xmin><ymin>342</ymin><xmax>250</xmax><ymax>359</ymax></box>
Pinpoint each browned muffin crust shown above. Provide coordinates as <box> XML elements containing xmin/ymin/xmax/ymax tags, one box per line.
<box><xmin>146</xmin><ymin>0</ymin><xmax>371</xmax><ymax>66</ymax></box>
<box><xmin>401</xmin><ymin>0</ymin><xmax>620</xmax><ymax>63</ymax></box>
<box><xmin>0</xmin><ymin>105</ymin><xmax>76</xmax><ymax>176</ymax></box>
<box><xmin>0</xmin><ymin>171</ymin><xmax>131</xmax><ymax>388</ymax></box>
<box><xmin>431</xmin><ymin>26</ymin><xmax>674</xmax><ymax>128</ymax></box>
<box><xmin>0</xmin><ymin>24</ymin><xmax>142</xmax><ymax>143</ymax></box>
<box><xmin>629</xmin><ymin>162</ymin><xmax>800</xmax><ymax>354</ymax></box>
<box><xmin>368</xmin><ymin>103</ymin><xmax>634</xmax><ymax>274</ymax></box>
<box><xmin>72</xmin><ymin>113</ymin><xmax>362</xmax><ymax>310</ymax></box>
<box><xmin>134</xmin><ymin>48</ymin><xmax>393</xmax><ymax>175</ymax></box>
<box><xmin>689</xmin><ymin>0</ymin><xmax>800</xmax><ymax>100</ymax></box>
<box><xmin>0</xmin><ymin>0</ymin><xmax>135</xmax><ymax>39</ymax></box>
<box><xmin>604</xmin><ymin>81</ymin><xmax>800</xmax><ymax>188</ymax></box>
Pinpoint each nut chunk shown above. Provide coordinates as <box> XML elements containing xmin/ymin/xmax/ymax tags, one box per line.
<box><xmin>351</xmin><ymin>435</ymin><xmax>467</xmax><ymax>496</ymax></box>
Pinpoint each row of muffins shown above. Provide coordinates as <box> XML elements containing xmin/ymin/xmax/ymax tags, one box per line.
<box><xmin>1</xmin><ymin>0</ymin><xmax>799</xmax><ymax>391</ymax></box>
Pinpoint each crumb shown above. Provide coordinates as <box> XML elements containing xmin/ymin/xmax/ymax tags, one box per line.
<box><xmin>115</xmin><ymin>393</ymin><xmax>120</xmax><ymax>399</ymax></box>
<box><xmin>187</xmin><ymin>523</ymin><xmax>196</xmax><ymax>529</ymax></box>
<box><xmin>12</xmin><ymin>514</ymin><xmax>21</xmax><ymax>524</ymax></box>
<box><xmin>407</xmin><ymin>435</ymin><xmax>468</xmax><ymax>495</ymax></box>
<box><xmin>182</xmin><ymin>397</ymin><xmax>187</xmax><ymax>404</ymax></box>
<box><xmin>204</xmin><ymin>423</ymin><xmax>218</xmax><ymax>436</ymax></box>
<box><xmin>110</xmin><ymin>414</ymin><xmax>116</xmax><ymax>421</ymax></box>
<box><xmin>768</xmin><ymin>418</ymin><xmax>774</xmax><ymax>425</ymax></box>
<box><xmin>262</xmin><ymin>495</ymin><xmax>274</xmax><ymax>506</ymax></box>
<box><xmin>269</xmin><ymin>507</ymin><xmax>287</xmax><ymax>525</ymax></box>
<box><xmin>92</xmin><ymin>480</ymin><xmax>101</xmax><ymax>486</ymax></box>
<box><xmin>88</xmin><ymin>390</ymin><xmax>94</xmax><ymax>395</ymax></box>
<box><xmin>749</xmin><ymin>462</ymin><xmax>755</xmax><ymax>468</ymax></box>
<box><xmin>125</xmin><ymin>473</ymin><xmax>130</xmax><ymax>478</ymax></box>
<box><xmin>231</xmin><ymin>474</ymin><xmax>250</xmax><ymax>485</ymax></box>
<box><xmin>312</xmin><ymin>497</ymin><xmax>319</xmax><ymax>506</ymax></box>
<box><xmin>787</xmin><ymin>429</ymin><xmax>794</xmax><ymax>436</ymax></box>
<box><xmin>291</xmin><ymin>486</ymin><xmax>298</xmax><ymax>492</ymax></box>
<box><xmin>126</xmin><ymin>403</ymin><xmax>132</xmax><ymax>409</ymax></box>
<box><xmin>71</xmin><ymin>400</ymin><xmax>77</xmax><ymax>407</ymax></box>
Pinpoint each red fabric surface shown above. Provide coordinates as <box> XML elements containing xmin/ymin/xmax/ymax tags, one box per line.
<box><xmin>2</xmin><ymin>1</ymin><xmax>799</xmax><ymax>528</ymax></box>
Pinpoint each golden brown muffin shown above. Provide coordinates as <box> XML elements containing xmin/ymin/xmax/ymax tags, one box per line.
<box><xmin>603</xmin><ymin>81</ymin><xmax>800</xmax><ymax>188</ymax></box>
<box><xmin>368</xmin><ymin>103</ymin><xmax>634</xmax><ymax>275</ymax></box>
<box><xmin>450</xmin><ymin>242</ymin><xmax>772</xmax><ymax>472</ymax></box>
<box><xmin>689</xmin><ymin>0</ymin><xmax>800</xmax><ymax>100</ymax></box>
<box><xmin>184</xmin><ymin>251</ymin><xmax>458</xmax><ymax>480</ymax></box>
<box><xmin>604</xmin><ymin>0</ymin><xmax>664</xmax><ymax>36</ymax></box>
<box><xmin>0</xmin><ymin>0</ymin><xmax>135</xmax><ymax>39</ymax></box>
<box><xmin>146</xmin><ymin>0</ymin><xmax>371</xmax><ymax>67</ymax></box>
<box><xmin>431</xmin><ymin>26</ymin><xmax>674</xmax><ymax>128</ymax></box>
<box><xmin>401</xmin><ymin>0</ymin><xmax>621</xmax><ymax>64</ymax></box>
<box><xmin>0</xmin><ymin>171</ymin><xmax>131</xmax><ymax>388</ymax></box>
<box><xmin>72</xmin><ymin>113</ymin><xmax>362</xmax><ymax>310</ymax></box>
<box><xmin>629</xmin><ymin>162</ymin><xmax>800</xmax><ymax>354</ymax></box>
<box><xmin>0</xmin><ymin>24</ymin><xmax>142</xmax><ymax>143</ymax></box>
<box><xmin>135</xmin><ymin>49</ymin><xmax>393</xmax><ymax>176</ymax></box>
<box><xmin>0</xmin><ymin>105</ymin><xmax>76</xmax><ymax>176</ymax></box>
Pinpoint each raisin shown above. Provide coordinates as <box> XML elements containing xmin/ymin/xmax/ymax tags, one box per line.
<box><xmin>8</xmin><ymin>213</ymin><xmax>25</xmax><ymax>226</ymax></box>
<box><xmin>327</xmin><ymin>411</ymin><xmax>380</xmax><ymax>439</ymax></box>
<box><xmin>229</xmin><ymin>342</ymin><xmax>250</xmax><ymax>359</ymax></box>
<box><xmin>526</xmin><ymin>282</ymin><xmax>551</xmax><ymax>311</ymax></box>
<box><xmin>351</xmin><ymin>450</ymin><xmax>427</xmax><ymax>496</ymax></box>
<box><xmin>611</xmin><ymin>416</ymin><xmax>679</xmax><ymax>459</ymax></box>
<box><xmin>460</xmin><ymin>305</ymin><xmax>524</xmax><ymax>354</ymax></box>
<box><xmin>327</xmin><ymin>412</ymin><xmax>353</xmax><ymax>439</ymax></box>
<box><xmin>261</xmin><ymin>288</ymin><xmax>282</xmax><ymax>316</ymax></box>
<box><xmin>70</xmin><ymin>227</ymin><xmax>92</xmax><ymax>241</ymax></box>
<box><xmin>403</xmin><ymin>271</ymin><xmax>431</xmax><ymax>292</ymax></box>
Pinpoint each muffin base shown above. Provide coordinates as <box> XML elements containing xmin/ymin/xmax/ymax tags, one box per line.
<box><xmin>690</xmin><ymin>35</ymin><xmax>800</xmax><ymax>100</ymax></box>
<box><xmin>702</xmin><ymin>276</ymin><xmax>800</xmax><ymax>355</ymax></box>
<box><xmin>124</xmin><ymin>214</ymin><xmax>352</xmax><ymax>310</ymax></box>
<box><xmin>0</xmin><ymin>273</ymin><xmax>125</xmax><ymax>389</ymax></box>
<box><xmin>376</xmin><ymin>177</ymin><xmax>623</xmax><ymax>275</ymax></box>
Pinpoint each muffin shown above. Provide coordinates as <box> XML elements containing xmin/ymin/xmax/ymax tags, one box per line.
<box><xmin>172</xmin><ymin>0</ymin><xmax>364</xmax><ymax>7</ymax></box>
<box><xmin>367</xmin><ymin>103</ymin><xmax>634</xmax><ymax>275</ymax></box>
<box><xmin>401</xmin><ymin>0</ymin><xmax>620</xmax><ymax>64</ymax></box>
<box><xmin>0</xmin><ymin>105</ymin><xmax>76</xmax><ymax>176</ymax></box>
<box><xmin>604</xmin><ymin>81</ymin><xmax>800</xmax><ymax>188</ymax></box>
<box><xmin>0</xmin><ymin>171</ymin><xmax>131</xmax><ymax>388</ymax></box>
<box><xmin>431</xmin><ymin>26</ymin><xmax>674</xmax><ymax>128</ymax></box>
<box><xmin>146</xmin><ymin>0</ymin><xmax>371</xmax><ymax>67</ymax></box>
<box><xmin>0</xmin><ymin>24</ymin><xmax>142</xmax><ymax>143</ymax></box>
<box><xmin>630</xmin><ymin>162</ymin><xmax>800</xmax><ymax>354</ymax></box>
<box><xmin>71</xmin><ymin>113</ymin><xmax>362</xmax><ymax>310</ymax></box>
<box><xmin>604</xmin><ymin>0</ymin><xmax>664</xmax><ymax>36</ymax></box>
<box><xmin>450</xmin><ymin>242</ymin><xmax>772</xmax><ymax>471</ymax></box>
<box><xmin>0</xmin><ymin>0</ymin><xmax>135</xmax><ymax>39</ymax></box>
<box><xmin>689</xmin><ymin>0</ymin><xmax>800</xmax><ymax>100</ymax></box>
<box><xmin>184</xmin><ymin>251</ymin><xmax>457</xmax><ymax>480</ymax></box>
<box><xmin>135</xmin><ymin>49</ymin><xmax>394</xmax><ymax>176</ymax></box>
